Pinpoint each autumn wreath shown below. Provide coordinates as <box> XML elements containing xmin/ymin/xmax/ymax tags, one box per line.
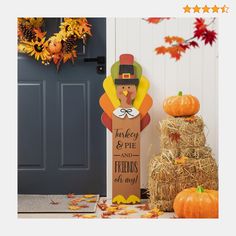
<box><xmin>17</xmin><ymin>18</ymin><xmax>92</xmax><ymax>70</ymax></box>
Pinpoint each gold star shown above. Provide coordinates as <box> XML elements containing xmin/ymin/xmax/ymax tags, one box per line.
<box><xmin>212</xmin><ymin>5</ymin><xmax>219</xmax><ymax>13</ymax></box>
<box><xmin>202</xmin><ymin>5</ymin><xmax>209</xmax><ymax>13</ymax></box>
<box><xmin>183</xmin><ymin>5</ymin><xmax>191</xmax><ymax>13</ymax></box>
<box><xmin>193</xmin><ymin>5</ymin><xmax>201</xmax><ymax>13</ymax></box>
<box><xmin>221</xmin><ymin>5</ymin><xmax>229</xmax><ymax>13</ymax></box>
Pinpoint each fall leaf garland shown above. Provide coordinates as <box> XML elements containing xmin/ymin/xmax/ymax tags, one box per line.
<box><xmin>149</xmin><ymin>18</ymin><xmax>217</xmax><ymax>60</ymax></box>
<box><xmin>18</xmin><ymin>18</ymin><xmax>92</xmax><ymax>70</ymax></box>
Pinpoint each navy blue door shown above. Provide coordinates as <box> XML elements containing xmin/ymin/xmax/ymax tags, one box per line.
<box><xmin>18</xmin><ymin>18</ymin><xmax>106</xmax><ymax>195</ymax></box>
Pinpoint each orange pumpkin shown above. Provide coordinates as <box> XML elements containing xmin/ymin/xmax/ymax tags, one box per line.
<box><xmin>163</xmin><ymin>91</ymin><xmax>200</xmax><ymax>117</ymax></box>
<box><xmin>48</xmin><ymin>37</ymin><xmax>62</xmax><ymax>54</ymax></box>
<box><xmin>173</xmin><ymin>186</ymin><xmax>218</xmax><ymax>218</ymax></box>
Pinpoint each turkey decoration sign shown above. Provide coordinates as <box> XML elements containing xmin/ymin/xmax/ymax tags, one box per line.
<box><xmin>99</xmin><ymin>54</ymin><xmax>152</xmax><ymax>204</ymax></box>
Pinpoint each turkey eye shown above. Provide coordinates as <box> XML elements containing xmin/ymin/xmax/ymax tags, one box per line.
<box><xmin>122</xmin><ymin>86</ymin><xmax>124</xmax><ymax>89</ymax></box>
<box><xmin>128</xmin><ymin>86</ymin><xmax>130</xmax><ymax>89</ymax></box>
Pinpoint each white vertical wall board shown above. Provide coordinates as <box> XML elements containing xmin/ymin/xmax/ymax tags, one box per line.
<box><xmin>107</xmin><ymin>17</ymin><xmax>218</xmax><ymax>191</ymax></box>
<box><xmin>126</xmin><ymin>18</ymin><xmax>140</xmax><ymax>58</ymax></box>
<box><xmin>176</xmin><ymin>18</ymin><xmax>191</xmax><ymax>94</ymax></box>
<box><xmin>164</xmin><ymin>18</ymin><xmax>179</xmax><ymax>97</ymax></box>
<box><xmin>201</xmin><ymin>19</ymin><xmax>218</xmax><ymax>161</ymax></box>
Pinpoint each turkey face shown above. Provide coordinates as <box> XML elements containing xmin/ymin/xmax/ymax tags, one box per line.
<box><xmin>116</xmin><ymin>84</ymin><xmax>137</xmax><ymax>108</ymax></box>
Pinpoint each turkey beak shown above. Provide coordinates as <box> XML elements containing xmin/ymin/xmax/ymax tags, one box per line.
<box><xmin>122</xmin><ymin>90</ymin><xmax>128</xmax><ymax>96</ymax></box>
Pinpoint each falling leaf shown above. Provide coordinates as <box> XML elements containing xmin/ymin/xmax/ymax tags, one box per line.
<box><xmin>83</xmin><ymin>194</ymin><xmax>96</xmax><ymax>198</ymax></box>
<box><xmin>50</xmin><ymin>199</ymin><xmax>59</xmax><ymax>205</ymax></box>
<box><xmin>70</xmin><ymin>197</ymin><xmax>85</xmax><ymax>205</ymax></box>
<box><xmin>67</xmin><ymin>193</ymin><xmax>75</xmax><ymax>198</ymax></box>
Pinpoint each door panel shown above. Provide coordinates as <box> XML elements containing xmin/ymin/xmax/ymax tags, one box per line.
<box><xmin>60</xmin><ymin>82</ymin><xmax>89</xmax><ymax>169</ymax></box>
<box><xmin>18</xmin><ymin>18</ymin><xmax>106</xmax><ymax>195</ymax></box>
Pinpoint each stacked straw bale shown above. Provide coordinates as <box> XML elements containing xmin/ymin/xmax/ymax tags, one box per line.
<box><xmin>148</xmin><ymin>116</ymin><xmax>218</xmax><ymax>211</ymax></box>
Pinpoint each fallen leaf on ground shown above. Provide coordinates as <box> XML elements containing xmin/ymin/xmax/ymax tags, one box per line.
<box><xmin>86</xmin><ymin>198</ymin><xmax>97</xmax><ymax>203</ymax></box>
<box><xmin>106</xmin><ymin>207</ymin><xmax>118</xmax><ymax>214</ymax></box>
<box><xmin>50</xmin><ymin>199</ymin><xmax>59</xmax><ymax>205</ymax></box>
<box><xmin>141</xmin><ymin>207</ymin><xmax>164</xmax><ymax>218</ymax></box>
<box><xmin>97</xmin><ymin>202</ymin><xmax>108</xmax><ymax>211</ymax></box>
<box><xmin>67</xmin><ymin>193</ymin><xmax>75</xmax><ymax>198</ymax></box>
<box><xmin>136</xmin><ymin>203</ymin><xmax>150</xmax><ymax>211</ymax></box>
<box><xmin>101</xmin><ymin>212</ymin><xmax>111</xmax><ymax>218</ymax></box>
<box><xmin>68</xmin><ymin>205</ymin><xmax>83</xmax><ymax>210</ymax></box>
<box><xmin>83</xmin><ymin>194</ymin><xmax>96</xmax><ymax>198</ymax></box>
<box><xmin>79</xmin><ymin>214</ymin><xmax>97</xmax><ymax>219</ymax></box>
<box><xmin>73</xmin><ymin>214</ymin><xmax>82</xmax><ymax>218</ymax></box>
<box><xmin>118</xmin><ymin>209</ymin><xmax>137</xmax><ymax>215</ymax></box>
<box><xmin>70</xmin><ymin>197</ymin><xmax>85</xmax><ymax>205</ymax></box>
<box><xmin>73</xmin><ymin>214</ymin><xmax>97</xmax><ymax>219</ymax></box>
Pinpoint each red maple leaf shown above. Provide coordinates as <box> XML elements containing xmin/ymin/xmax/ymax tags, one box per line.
<box><xmin>194</xmin><ymin>18</ymin><xmax>206</xmax><ymax>30</ymax></box>
<box><xmin>194</xmin><ymin>18</ymin><xmax>207</xmax><ymax>39</ymax></box>
<box><xmin>201</xmin><ymin>30</ymin><xmax>217</xmax><ymax>45</ymax></box>
<box><xmin>179</xmin><ymin>43</ymin><xmax>189</xmax><ymax>51</ymax></box>
<box><xmin>189</xmin><ymin>41</ymin><xmax>199</xmax><ymax>48</ymax></box>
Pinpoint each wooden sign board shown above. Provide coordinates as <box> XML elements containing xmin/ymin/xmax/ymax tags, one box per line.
<box><xmin>99</xmin><ymin>53</ymin><xmax>153</xmax><ymax>204</ymax></box>
<box><xmin>112</xmin><ymin>114</ymin><xmax>141</xmax><ymax>204</ymax></box>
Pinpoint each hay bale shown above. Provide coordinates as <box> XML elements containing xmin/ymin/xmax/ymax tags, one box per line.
<box><xmin>148</xmin><ymin>154</ymin><xmax>218</xmax><ymax>211</ymax></box>
<box><xmin>160</xmin><ymin>146</ymin><xmax>213</xmax><ymax>161</ymax></box>
<box><xmin>160</xmin><ymin>116</ymin><xmax>206</xmax><ymax>149</ymax></box>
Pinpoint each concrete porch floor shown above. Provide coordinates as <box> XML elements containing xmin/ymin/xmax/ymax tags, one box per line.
<box><xmin>18</xmin><ymin>196</ymin><xmax>175</xmax><ymax>219</ymax></box>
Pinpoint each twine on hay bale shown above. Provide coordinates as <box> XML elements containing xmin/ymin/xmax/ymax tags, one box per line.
<box><xmin>148</xmin><ymin>154</ymin><xmax>218</xmax><ymax>211</ymax></box>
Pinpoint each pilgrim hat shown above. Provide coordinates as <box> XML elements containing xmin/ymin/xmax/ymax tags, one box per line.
<box><xmin>114</xmin><ymin>54</ymin><xmax>139</xmax><ymax>86</ymax></box>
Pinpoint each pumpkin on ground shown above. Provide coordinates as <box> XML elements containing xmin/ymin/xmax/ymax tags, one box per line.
<box><xmin>173</xmin><ymin>186</ymin><xmax>218</xmax><ymax>218</ymax></box>
<box><xmin>163</xmin><ymin>91</ymin><xmax>200</xmax><ymax>117</ymax></box>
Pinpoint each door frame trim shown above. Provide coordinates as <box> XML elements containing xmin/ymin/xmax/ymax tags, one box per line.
<box><xmin>106</xmin><ymin>18</ymin><xmax>116</xmax><ymax>198</ymax></box>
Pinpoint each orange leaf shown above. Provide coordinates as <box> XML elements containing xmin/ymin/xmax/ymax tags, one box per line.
<box><xmin>172</xmin><ymin>36</ymin><xmax>184</xmax><ymax>43</ymax></box>
<box><xmin>67</xmin><ymin>193</ymin><xmax>75</xmax><ymax>198</ymax></box>
<box><xmin>145</xmin><ymin>17</ymin><xmax>170</xmax><ymax>24</ymax></box>
<box><xmin>164</xmin><ymin>36</ymin><xmax>173</xmax><ymax>44</ymax></box>
<box><xmin>155</xmin><ymin>46</ymin><xmax>167</xmax><ymax>55</ymax></box>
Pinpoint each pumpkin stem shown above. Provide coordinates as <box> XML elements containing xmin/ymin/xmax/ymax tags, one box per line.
<box><xmin>196</xmin><ymin>186</ymin><xmax>204</xmax><ymax>193</ymax></box>
<box><xmin>178</xmin><ymin>91</ymin><xmax>183</xmax><ymax>96</ymax></box>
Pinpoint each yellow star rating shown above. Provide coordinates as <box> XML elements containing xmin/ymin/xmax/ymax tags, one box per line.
<box><xmin>212</xmin><ymin>5</ymin><xmax>219</xmax><ymax>13</ymax></box>
<box><xmin>221</xmin><ymin>5</ymin><xmax>229</xmax><ymax>13</ymax></box>
<box><xmin>202</xmin><ymin>5</ymin><xmax>209</xmax><ymax>13</ymax></box>
<box><xmin>183</xmin><ymin>5</ymin><xmax>191</xmax><ymax>13</ymax></box>
<box><xmin>183</xmin><ymin>5</ymin><xmax>229</xmax><ymax>14</ymax></box>
<box><xmin>193</xmin><ymin>5</ymin><xmax>200</xmax><ymax>13</ymax></box>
